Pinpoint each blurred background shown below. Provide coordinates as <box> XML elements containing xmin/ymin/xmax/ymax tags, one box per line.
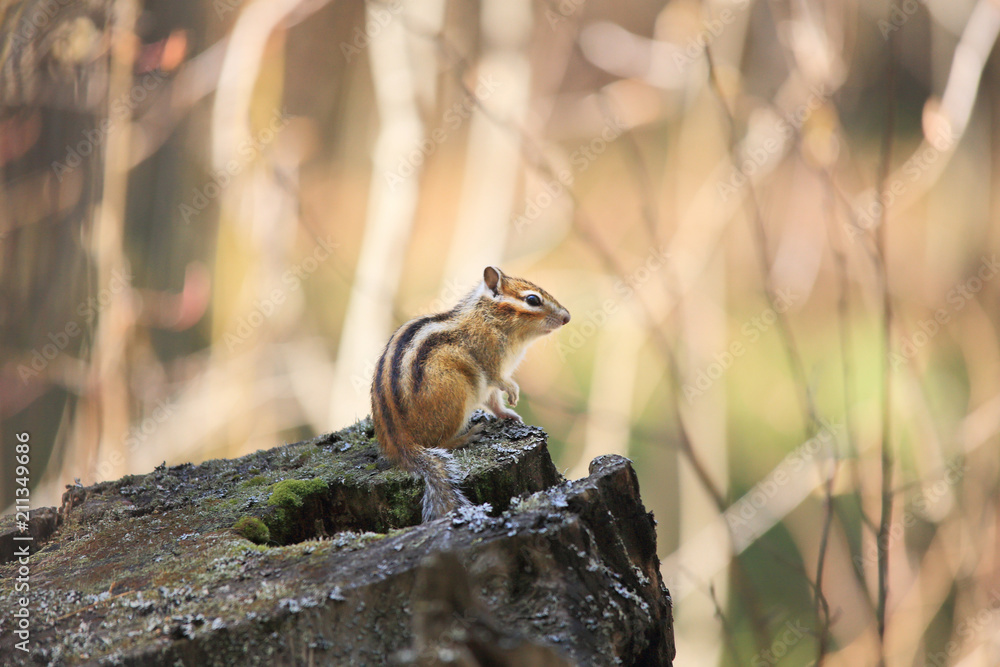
<box><xmin>2</xmin><ymin>0</ymin><xmax>1000</xmax><ymax>664</ymax></box>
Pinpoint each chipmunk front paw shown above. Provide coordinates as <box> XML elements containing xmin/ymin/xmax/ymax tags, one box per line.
<box><xmin>502</xmin><ymin>379</ymin><xmax>520</xmax><ymax>407</ymax></box>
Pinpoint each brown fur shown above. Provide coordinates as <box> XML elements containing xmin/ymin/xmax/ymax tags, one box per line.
<box><xmin>370</xmin><ymin>266</ymin><xmax>570</xmax><ymax>521</ymax></box>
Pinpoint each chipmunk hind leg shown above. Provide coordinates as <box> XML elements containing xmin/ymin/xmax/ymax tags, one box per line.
<box><xmin>440</xmin><ymin>421</ymin><xmax>486</xmax><ymax>450</ymax></box>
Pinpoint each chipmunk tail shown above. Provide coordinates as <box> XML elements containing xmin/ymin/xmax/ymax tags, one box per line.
<box><xmin>398</xmin><ymin>446</ymin><xmax>470</xmax><ymax>522</ymax></box>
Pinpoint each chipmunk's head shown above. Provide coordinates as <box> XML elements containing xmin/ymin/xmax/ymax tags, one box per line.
<box><xmin>482</xmin><ymin>266</ymin><xmax>571</xmax><ymax>336</ymax></box>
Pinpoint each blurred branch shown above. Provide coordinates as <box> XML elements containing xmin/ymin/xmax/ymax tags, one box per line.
<box><xmin>704</xmin><ymin>45</ymin><xmax>821</xmax><ymax>436</ymax></box>
<box><xmin>814</xmin><ymin>456</ymin><xmax>836</xmax><ymax>666</ymax></box>
<box><xmin>704</xmin><ymin>41</ymin><xmax>836</xmax><ymax>656</ymax></box>
<box><xmin>129</xmin><ymin>36</ymin><xmax>228</xmax><ymax>167</ymax></box>
<box><xmin>439</xmin><ymin>0</ymin><xmax>532</xmax><ymax>281</ymax></box>
<box><xmin>327</xmin><ymin>0</ymin><xmax>431</xmax><ymax>427</ymax></box>
<box><xmin>708</xmin><ymin>582</ymin><xmax>742</xmax><ymax>667</ymax></box>
<box><xmin>836</xmin><ymin>0</ymin><xmax>1000</xmax><ymax>236</ymax></box>
<box><xmin>83</xmin><ymin>0</ymin><xmax>140</xmax><ymax>483</ymax></box>
<box><xmin>874</xmin><ymin>3</ymin><xmax>899</xmax><ymax>656</ymax></box>
<box><xmin>937</xmin><ymin>0</ymin><xmax>1000</xmax><ymax>138</ymax></box>
<box><xmin>573</xmin><ymin>189</ymin><xmax>773</xmax><ymax>657</ymax></box>
<box><xmin>818</xmin><ymin>168</ymin><xmax>867</xmax><ymax>665</ymax></box>
<box><xmin>595</xmin><ymin>94</ymin><xmax>660</xmax><ymax>245</ymax></box>
<box><xmin>210</xmin><ymin>0</ymin><xmax>328</xmax><ymax>171</ymax></box>
<box><xmin>573</xmin><ymin>217</ymin><xmax>726</xmax><ymax>508</ymax></box>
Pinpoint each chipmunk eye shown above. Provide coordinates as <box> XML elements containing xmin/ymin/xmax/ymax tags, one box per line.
<box><xmin>525</xmin><ymin>294</ymin><xmax>542</xmax><ymax>307</ymax></box>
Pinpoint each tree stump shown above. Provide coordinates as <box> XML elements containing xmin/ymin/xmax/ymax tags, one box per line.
<box><xmin>0</xmin><ymin>417</ymin><xmax>675</xmax><ymax>665</ymax></box>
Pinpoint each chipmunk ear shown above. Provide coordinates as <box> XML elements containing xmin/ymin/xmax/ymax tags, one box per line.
<box><xmin>483</xmin><ymin>266</ymin><xmax>502</xmax><ymax>295</ymax></box>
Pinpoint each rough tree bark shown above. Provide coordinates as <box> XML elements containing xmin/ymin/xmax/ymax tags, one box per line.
<box><xmin>0</xmin><ymin>416</ymin><xmax>675</xmax><ymax>666</ymax></box>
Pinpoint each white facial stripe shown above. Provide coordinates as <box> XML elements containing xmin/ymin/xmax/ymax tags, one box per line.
<box><xmin>502</xmin><ymin>294</ymin><xmax>529</xmax><ymax>307</ymax></box>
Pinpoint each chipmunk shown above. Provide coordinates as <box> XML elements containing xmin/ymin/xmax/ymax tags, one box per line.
<box><xmin>371</xmin><ymin>266</ymin><xmax>571</xmax><ymax>522</ymax></box>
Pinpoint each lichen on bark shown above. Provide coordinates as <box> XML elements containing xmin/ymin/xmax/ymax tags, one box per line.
<box><xmin>0</xmin><ymin>417</ymin><xmax>674</xmax><ymax>666</ymax></box>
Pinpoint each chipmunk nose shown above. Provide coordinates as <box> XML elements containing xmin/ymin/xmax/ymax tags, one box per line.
<box><xmin>562</xmin><ymin>311</ymin><xmax>571</xmax><ymax>325</ymax></box>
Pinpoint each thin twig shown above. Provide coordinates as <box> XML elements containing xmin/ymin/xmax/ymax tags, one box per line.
<box><xmin>823</xmin><ymin>170</ymin><xmax>876</xmax><ymax>536</ymax></box>
<box><xmin>709</xmin><ymin>582</ymin><xmax>743</xmax><ymax>667</ymax></box>
<box><xmin>572</xmin><ymin>217</ymin><xmax>726</xmax><ymax>508</ymax></box>
<box><xmin>595</xmin><ymin>93</ymin><xmax>660</xmax><ymax>245</ymax></box>
<box><xmin>813</xmin><ymin>171</ymin><xmax>861</xmax><ymax>665</ymax></box>
<box><xmin>815</xmin><ymin>457</ymin><xmax>837</xmax><ymax>665</ymax></box>
<box><xmin>703</xmin><ymin>43</ymin><xmax>837</xmax><ymax>655</ymax></box>
<box><xmin>875</xmin><ymin>3</ymin><xmax>899</xmax><ymax>657</ymax></box>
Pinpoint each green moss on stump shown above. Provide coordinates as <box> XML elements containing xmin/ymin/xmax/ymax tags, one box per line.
<box><xmin>232</xmin><ymin>516</ymin><xmax>270</xmax><ymax>544</ymax></box>
<box><xmin>267</xmin><ymin>478</ymin><xmax>327</xmax><ymax>510</ymax></box>
<box><xmin>264</xmin><ymin>477</ymin><xmax>328</xmax><ymax>544</ymax></box>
